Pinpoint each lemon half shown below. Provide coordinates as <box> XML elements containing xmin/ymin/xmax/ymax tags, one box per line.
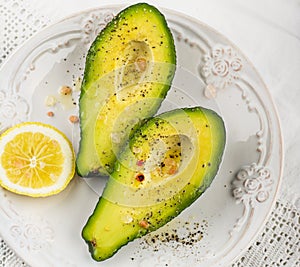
<box><xmin>0</xmin><ymin>122</ymin><xmax>75</xmax><ymax>197</ymax></box>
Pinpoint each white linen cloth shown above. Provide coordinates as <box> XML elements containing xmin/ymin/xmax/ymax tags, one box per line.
<box><xmin>0</xmin><ymin>0</ymin><xmax>299</xmax><ymax>266</ymax></box>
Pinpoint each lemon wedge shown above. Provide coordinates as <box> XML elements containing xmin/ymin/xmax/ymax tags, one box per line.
<box><xmin>0</xmin><ymin>122</ymin><xmax>75</xmax><ymax>197</ymax></box>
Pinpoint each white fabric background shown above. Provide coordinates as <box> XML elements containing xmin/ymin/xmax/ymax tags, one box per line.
<box><xmin>0</xmin><ymin>0</ymin><xmax>299</xmax><ymax>266</ymax></box>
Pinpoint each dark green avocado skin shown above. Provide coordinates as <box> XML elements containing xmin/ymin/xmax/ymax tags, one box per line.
<box><xmin>82</xmin><ymin>106</ymin><xmax>226</xmax><ymax>261</ymax></box>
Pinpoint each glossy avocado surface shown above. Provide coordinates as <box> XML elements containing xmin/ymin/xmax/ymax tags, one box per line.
<box><xmin>82</xmin><ymin>107</ymin><xmax>226</xmax><ymax>261</ymax></box>
<box><xmin>76</xmin><ymin>3</ymin><xmax>176</xmax><ymax>177</ymax></box>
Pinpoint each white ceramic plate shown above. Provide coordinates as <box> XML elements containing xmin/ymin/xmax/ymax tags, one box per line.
<box><xmin>0</xmin><ymin>5</ymin><xmax>283</xmax><ymax>267</ymax></box>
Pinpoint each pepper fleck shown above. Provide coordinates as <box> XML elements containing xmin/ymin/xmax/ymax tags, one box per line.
<box><xmin>136</xmin><ymin>173</ymin><xmax>145</xmax><ymax>182</ymax></box>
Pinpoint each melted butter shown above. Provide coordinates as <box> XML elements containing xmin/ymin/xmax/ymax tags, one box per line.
<box><xmin>58</xmin><ymin>93</ymin><xmax>74</xmax><ymax>110</ymax></box>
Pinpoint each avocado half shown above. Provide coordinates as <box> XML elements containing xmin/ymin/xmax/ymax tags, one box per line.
<box><xmin>82</xmin><ymin>107</ymin><xmax>226</xmax><ymax>261</ymax></box>
<box><xmin>76</xmin><ymin>3</ymin><xmax>176</xmax><ymax>177</ymax></box>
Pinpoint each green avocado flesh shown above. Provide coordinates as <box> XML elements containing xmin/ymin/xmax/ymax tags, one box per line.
<box><xmin>76</xmin><ymin>3</ymin><xmax>176</xmax><ymax>177</ymax></box>
<box><xmin>82</xmin><ymin>107</ymin><xmax>226</xmax><ymax>261</ymax></box>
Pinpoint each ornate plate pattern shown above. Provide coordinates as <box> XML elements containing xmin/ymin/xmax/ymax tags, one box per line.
<box><xmin>0</xmin><ymin>6</ymin><xmax>283</xmax><ymax>267</ymax></box>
